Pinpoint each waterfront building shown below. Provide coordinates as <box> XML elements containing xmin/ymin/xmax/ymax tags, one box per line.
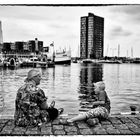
<box><xmin>80</xmin><ymin>13</ymin><xmax>104</xmax><ymax>59</ymax></box>
<box><xmin>0</xmin><ymin>38</ymin><xmax>44</xmax><ymax>67</ymax></box>
<box><xmin>23</xmin><ymin>42</ymin><xmax>30</xmax><ymax>52</ymax></box>
<box><xmin>15</xmin><ymin>41</ymin><xmax>24</xmax><ymax>53</ymax></box>
<box><xmin>10</xmin><ymin>43</ymin><xmax>16</xmax><ymax>52</ymax></box>
<box><xmin>1</xmin><ymin>38</ymin><xmax>43</xmax><ymax>55</ymax></box>
<box><xmin>28</xmin><ymin>38</ymin><xmax>43</xmax><ymax>54</ymax></box>
<box><xmin>3</xmin><ymin>42</ymin><xmax>12</xmax><ymax>53</ymax></box>
<box><xmin>43</xmin><ymin>46</ymin><xmax>49</xmax><ymax>53</ymax></box>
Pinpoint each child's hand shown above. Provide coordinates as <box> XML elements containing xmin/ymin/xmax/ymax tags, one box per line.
<box><xmin>22</xmin><ymin>100</ymin><xmax>30</xmax><ymax>105</ymax></box>
<box><xmin>40</xmin><ymin>101</ymin><xmax>49</xmax><ymax>109</ymax></box>
<box><xmin>30</xmin><ymin>102</ymin><xmax>37</xmax><ymax>106</ymax></box>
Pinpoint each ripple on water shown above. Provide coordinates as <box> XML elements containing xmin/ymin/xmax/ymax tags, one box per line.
<box><xmin>1</xmin><ymin>64</ymin><xmax>140</xmax><ymax>116</ymax></box>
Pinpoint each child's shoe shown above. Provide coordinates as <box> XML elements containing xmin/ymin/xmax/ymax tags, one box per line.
<box><xmin>86</xmin><ymin>118</ymin><xmax>99</xmax><ymax>126</ymax></box>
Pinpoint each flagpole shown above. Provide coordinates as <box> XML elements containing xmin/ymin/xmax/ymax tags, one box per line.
<box><xmin>51</xmin><ymin>41</ymin><xmax>55</xmax><ymax>63</ymax></box>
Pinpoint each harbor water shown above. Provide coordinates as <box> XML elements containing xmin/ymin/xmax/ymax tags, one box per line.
<box><xmin>0</xmin><ymin>63</ymin><xmax>140</xmax><ymax>118</ymax></box>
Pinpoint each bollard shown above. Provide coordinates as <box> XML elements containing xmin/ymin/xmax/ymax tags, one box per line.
<box><xmin>130</xmin><ymin>105</ymin><xmax>137</xmax><ymax>115</ymax></box>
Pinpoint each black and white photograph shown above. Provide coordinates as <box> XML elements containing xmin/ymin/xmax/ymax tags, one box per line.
<box><xmin>0</xmin><ymin>0</ymin><xmax>140</xmax><ymax>136</ymax></box>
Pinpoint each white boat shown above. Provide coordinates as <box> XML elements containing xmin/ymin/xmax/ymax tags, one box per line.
<box><xmin>55</xmin><ymin>50</ymin><xmax>71</xmax><ymax>65</ymax></box>
<box><xmin>82</xmin><ymin>59</ymin><xmax>93</xmax><ymax>63</ymax></box>
<box><xmin>21</xmin><ymin>57</ymin><xmax>48</xmax><ymax>68</ymax></box>
<box><xmin>99</xmin><ymin>60</ymin><xmax>122</xmax><ymax>64</ymax></box>
<box><xmin>81</xmin><ymin>59</ymin><xmax>122</xmax><ymax>64</ymax></box>
<box><xmin>3</xmin><ymin>57</ymin><xmax>22</xmax><ymax>68</ymax></box>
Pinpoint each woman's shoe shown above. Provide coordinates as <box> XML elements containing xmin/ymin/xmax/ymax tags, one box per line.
<box><xmin>86</xmin><ymin>118</ymin><xmax>99</xmax><ymax>126</ymax></box>
<box><xmin>58</xmin><ymin>108</ymin><xmax>64</xmax><ymax>115</ymax></box>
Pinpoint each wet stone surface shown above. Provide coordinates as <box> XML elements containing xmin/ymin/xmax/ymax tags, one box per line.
<box><xmin>41</xmin><ymin>126</ymin><xmax>52</xmax><ymax>135</ymax></box>
<box><xmin>79</xmin><ymin>128</ymin><xmax>93</xmax><ymax>135</ymax></box>
<box><xmin>64</xmin><ymin>126</ymin><xmax>78</xmax><ymax>132</ymax></box>
<box><xmin>0</xmin><ymin>114</ymin><xmax>140</xmax><ymax>135</ymax></box>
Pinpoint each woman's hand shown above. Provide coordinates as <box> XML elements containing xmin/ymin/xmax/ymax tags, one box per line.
<box><xmin>40</xmin><ymin>101</ymin><xmax>49</xmax><ymax>109</ymax></box>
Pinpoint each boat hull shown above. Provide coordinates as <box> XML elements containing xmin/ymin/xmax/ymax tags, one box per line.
<box><xmin>55</xmin><ymin>55</ymin><xmax>71</xmax><ymax>65</ymax></box>
<box><xmin>48</xmin><ymin>61</ymin><xmax>55</xmax><ymax>68</ymax></box>
<box><xmin>55</xmin><ymin>59</ymin><xmax>71</xmax><ymax>65</ymax></box>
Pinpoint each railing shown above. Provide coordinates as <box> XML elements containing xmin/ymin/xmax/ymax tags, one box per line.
<box><xmin>1</xmin><ymin>53</ymin><xmax>42</xmax><ymax>58</ymax></box>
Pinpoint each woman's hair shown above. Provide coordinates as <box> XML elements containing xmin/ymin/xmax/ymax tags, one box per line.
<box><xmin>24</xmin><ymin>69</ymin><xmax>41</xmax><ymax>82</ymax></box>
<box><xmin>94</xmin><ymin>81</ymin><xmax>105</xmax><ymax>90</ymax></box>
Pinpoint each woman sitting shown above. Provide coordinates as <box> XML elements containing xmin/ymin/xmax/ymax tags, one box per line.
<box><xmin>14</xmin><ymin>69</ymin><xmax>63</xmax><ymax>127</ymax></box>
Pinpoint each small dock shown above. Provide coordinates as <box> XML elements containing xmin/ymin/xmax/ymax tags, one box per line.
<box><xmin>0</xmin><ymin>114</ymin><xmax>140</xmax><ymax>135</ymax></box>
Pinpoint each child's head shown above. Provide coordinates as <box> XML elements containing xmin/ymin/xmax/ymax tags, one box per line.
<box><xmin>94</xmin><ymin>81</ymin><xmax>105</xmax><ymax>92</ymax></box>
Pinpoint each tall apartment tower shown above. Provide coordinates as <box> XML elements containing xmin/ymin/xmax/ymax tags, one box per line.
<box><xmin>0</xmin><ymin>21</ymin><xmax>3</xmax><ymax>52</ymax></box>
<box><xmin>0</xmin><ymin>21</ymin><xmax>3</xmax><ymax>44</ymax></box>
<box><xmin>80</xmin><ymin>13</ymin><xmax>104</xmax><ymax>59</ymax></box>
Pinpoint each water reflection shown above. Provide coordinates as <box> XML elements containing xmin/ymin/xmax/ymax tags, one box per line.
<box><xmin>78</xmin><ymin>63</ymin><xmax>103</xmax><ymax>111</ymax></box>
<box><xmin>0</xmin><ymin>68</ymin><xmax>4</xmax><ymax>111</ymax></box>
<box><xmin>1</xmin><ymin>63</ymin><xmax>140</xmax><ymax>117</ymax></box>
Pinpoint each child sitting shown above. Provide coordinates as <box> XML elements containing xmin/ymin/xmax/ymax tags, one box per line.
<box><xmin>66</xmin><ymin>81</ymin><xmax>111</xmax><ymax>125</ymax></box>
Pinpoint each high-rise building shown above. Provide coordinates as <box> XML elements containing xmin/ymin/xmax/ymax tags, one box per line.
<box><xmin>0</xmin><ymin>21</ymin><xmax>3</xmax><ymax>52</ymax></box>
<box><xmin>0</xmin><ymin>21</ymin><xmax>3</xmax><ymax>44</ymax></box>
<box><xmin>80</xmin><ymin>13</ymin><xmax>104</xmax><ymax>59</ymax></box>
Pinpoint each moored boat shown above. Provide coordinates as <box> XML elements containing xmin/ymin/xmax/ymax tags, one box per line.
<box><xmin>100</xmin><ymin>60</ymin><xmax>122</xmax><ymax>64</ymax></box>
<box><xmin>55</xmin><ymin>50</ymin><xmax>71</xmax><ymax>65</ymax></box>
<box><xmin>81</xmin><ymin>59</ymin><xmax>94</xmax><ymax>64</ymax></box>
<box><xmin>3</xmin><ymin>57</ymin><xmax>21</xmax><ymax>68</ymax></box>
<box><xmin>47</xmin><ymin>60</ymin><xmax>55</xmax><ymax>68</ymax></box>
<box><xmin>72</xmin><ymin>59</ymin><xmax>78</xmax><ymax>63</ymax></box>
<box><xmin>81</xmin><ymin>59</ymin><xmax>122</xmax><ymax>64</ymax></box>
<box><xmin>20</xmin><ymin>56</ymin><xmax>48</xmax><ymax>68</ymax></box>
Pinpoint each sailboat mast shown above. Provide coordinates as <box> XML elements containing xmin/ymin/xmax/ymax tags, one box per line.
<box><xmin>118</xmin><ymin>44</ymin><xmax>120</xmax><ymax>58</ymax></box>
<box><xmin>127</xmin><ymin>50</ymin><xmax>128</xmax><ymax>58</ymax></box>
<box><xmin>78</xmin><ymin>44</ymin><xmax>80</xmax><ymax>58</ymax></box>
<box><xmin>50</xmin><ymin>41</ymin><xmax>55</xmax><ymax>62</ymax></box>
<box><xmin>131</xmin><ymin>47</ymin><xmax>133</xmax><ymax>58</ymax></box>
<box><xmin>106</xmin><ymin>44</ymin><xmax>109</xmax><ymax>56</ymax></box>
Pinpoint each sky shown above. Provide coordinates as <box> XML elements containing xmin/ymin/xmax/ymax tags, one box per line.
<box><xmin>0</xmin><ymin>4</ymin><xmax>140</xmax><ymax>57</ymax></box>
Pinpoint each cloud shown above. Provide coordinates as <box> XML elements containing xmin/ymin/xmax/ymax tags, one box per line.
<box><xmin>108</xmin><ymin>26</ymin><xmax>132</xmax><ymax>39</ymax></box>
<box><xmin>49</xmin><ymin>23</ymin><xmax>67</xmax><ymax>29</ymax></box>
<box><xmin>110</xmin><ymin>5</ymin><xmax>140</xmax><ymax>15</ymax></box>
<box><xmin>64</xmin><ymin>33</ymin><xmax>78</xmax><ymax>39</ymax></box>
<box><xmin>0</xmin><ymin>6</ymin><xmax>55</xmax><ymax>21</ymax></box>
<box><xmin>2</xmin><ymin>18</ymin><xmax>55</xmax><ymax>41</ymax></box>
<box><xmin>109</xmin><ymin>5</ymin><xmax>140</xmax><ymax>23</ymax></box>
